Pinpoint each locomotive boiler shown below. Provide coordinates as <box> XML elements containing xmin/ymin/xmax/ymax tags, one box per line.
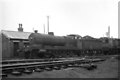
<box><xmin>29</xmin><ymin>33</ymin><xmax>77</xmax><ymax>48</ymax></box>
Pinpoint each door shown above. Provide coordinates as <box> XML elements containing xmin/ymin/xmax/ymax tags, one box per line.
<box><xmin>13</xmin><ymin>42</ymin><xmax>19</xmax><ymax>57</ymax></box>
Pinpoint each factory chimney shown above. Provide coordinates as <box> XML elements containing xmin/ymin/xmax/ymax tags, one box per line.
<box><xmin>43</xmin><ymin>24</ymin><xmax>45</xmax><ymax>34</ymax></box>
<box><xmin>47</xmin><ymin>16</ymin><xmax>49</xmax><ymax>34</ymax></box>
<box><xmin>108</xmin><ymin>26</ymin><xmax>110</xmax><ymax>38</ymax></box>
<box><xmin>18</xmin><ymin>24</ymin><xmax>23</xmax><ymax>32</ymax></box>
<box><xmin>106</xmin><ymin>26</ymin><xmax>110</xmax><ymax>38</ymax></box>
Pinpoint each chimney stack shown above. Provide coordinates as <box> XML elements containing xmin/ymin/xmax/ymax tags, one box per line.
<box><xmin>18</xmin><ymin>23</ymin><xmax>23</xmax><ymax>32</ymax></box>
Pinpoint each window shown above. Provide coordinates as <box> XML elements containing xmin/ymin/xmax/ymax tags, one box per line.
<box><xmin>24</xmin><ymin>42</ymin><xmax>29</xmax><ymax>47</ymax></box>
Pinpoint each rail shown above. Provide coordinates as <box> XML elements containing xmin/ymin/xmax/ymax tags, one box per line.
<box><xmin>1</xmin><ymin>58</ymin><xmax>105</xmax><ymax>71</ymax></box>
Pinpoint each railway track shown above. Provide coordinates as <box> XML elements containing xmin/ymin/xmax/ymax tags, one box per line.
<box><xmin>0</xmin><ymin>57</ymin><xmax>106</xmax><ymax>78</ymax></box>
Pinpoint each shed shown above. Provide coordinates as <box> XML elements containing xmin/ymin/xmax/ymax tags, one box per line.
<box><xmin>1</xmin><ymin>30</ymin><xmax>31</xmax><ymax>59</ymax></box>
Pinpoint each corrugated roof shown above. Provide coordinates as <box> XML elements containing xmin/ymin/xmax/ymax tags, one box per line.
<box><xmin>1</xmin><ymin>30</ymin><xmax>32</xmax><ymax>40</ymax></box>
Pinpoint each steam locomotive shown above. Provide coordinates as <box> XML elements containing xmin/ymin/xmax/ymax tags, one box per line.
<box><xmin>26</xmin><ymin>33</ymin><xmax>119</xmax><ymax>59</ymax></box>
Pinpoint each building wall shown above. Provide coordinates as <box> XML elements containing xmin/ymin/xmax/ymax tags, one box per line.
<box><xmin>10</xmin><ymin>41</ymin><xmax>14</xmax><ymax>57</ymax></box>
<box><xmin>0</xmin><ymin>33</ymin><xmax>2</xmax><ymax>60</ymax></box>
<box><xmin>2</xmin><ymin>34</ymin><xmax>12</xmax><ymax>59</ymax></box>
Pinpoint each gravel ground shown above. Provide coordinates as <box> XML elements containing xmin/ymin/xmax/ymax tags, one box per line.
<box><xmin>7</xmin><ymin>57</ymin><xmax>118</xmax><ymax>78</ymax></box>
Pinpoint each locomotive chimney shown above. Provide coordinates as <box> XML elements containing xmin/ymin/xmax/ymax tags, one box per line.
<box><xmin>18</xmin><ymin>23</ymin><xmax>23</xmax><ymax>32</ymax></box>
<box><xmin>34</xmin><ymin>30</ymin><xmax>38</xmax><ymax>33</ymax></box>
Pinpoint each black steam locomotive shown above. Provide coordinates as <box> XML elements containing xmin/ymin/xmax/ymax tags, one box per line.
<box><xmin>26</xmin><ymin>33</ymin><xmax>119</xmax><ymax>59</ymax></box>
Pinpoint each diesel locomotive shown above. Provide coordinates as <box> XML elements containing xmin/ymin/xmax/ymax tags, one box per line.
<box><xmin>26</xmin><ymin>33</ymin><xmax>119</xmax><ymax>59</ymax></box>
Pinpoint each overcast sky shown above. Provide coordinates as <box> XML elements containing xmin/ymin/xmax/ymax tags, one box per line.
<box><xmin>0</xmin><ymin>0</ymin><xmax>119</xmax><ymax>38</ymax></box>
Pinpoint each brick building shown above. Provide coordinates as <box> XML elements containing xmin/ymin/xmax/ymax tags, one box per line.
<box><xmin>1</xmin><ymin>24</ymin><xmax>31</xmax><ymax>59</ymax></box>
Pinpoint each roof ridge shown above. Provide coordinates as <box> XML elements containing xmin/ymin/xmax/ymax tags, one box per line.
<box><xmin>1</xmin><ymin>30</ymin><xmax>32</xmax><ymax>33</ymax></box>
